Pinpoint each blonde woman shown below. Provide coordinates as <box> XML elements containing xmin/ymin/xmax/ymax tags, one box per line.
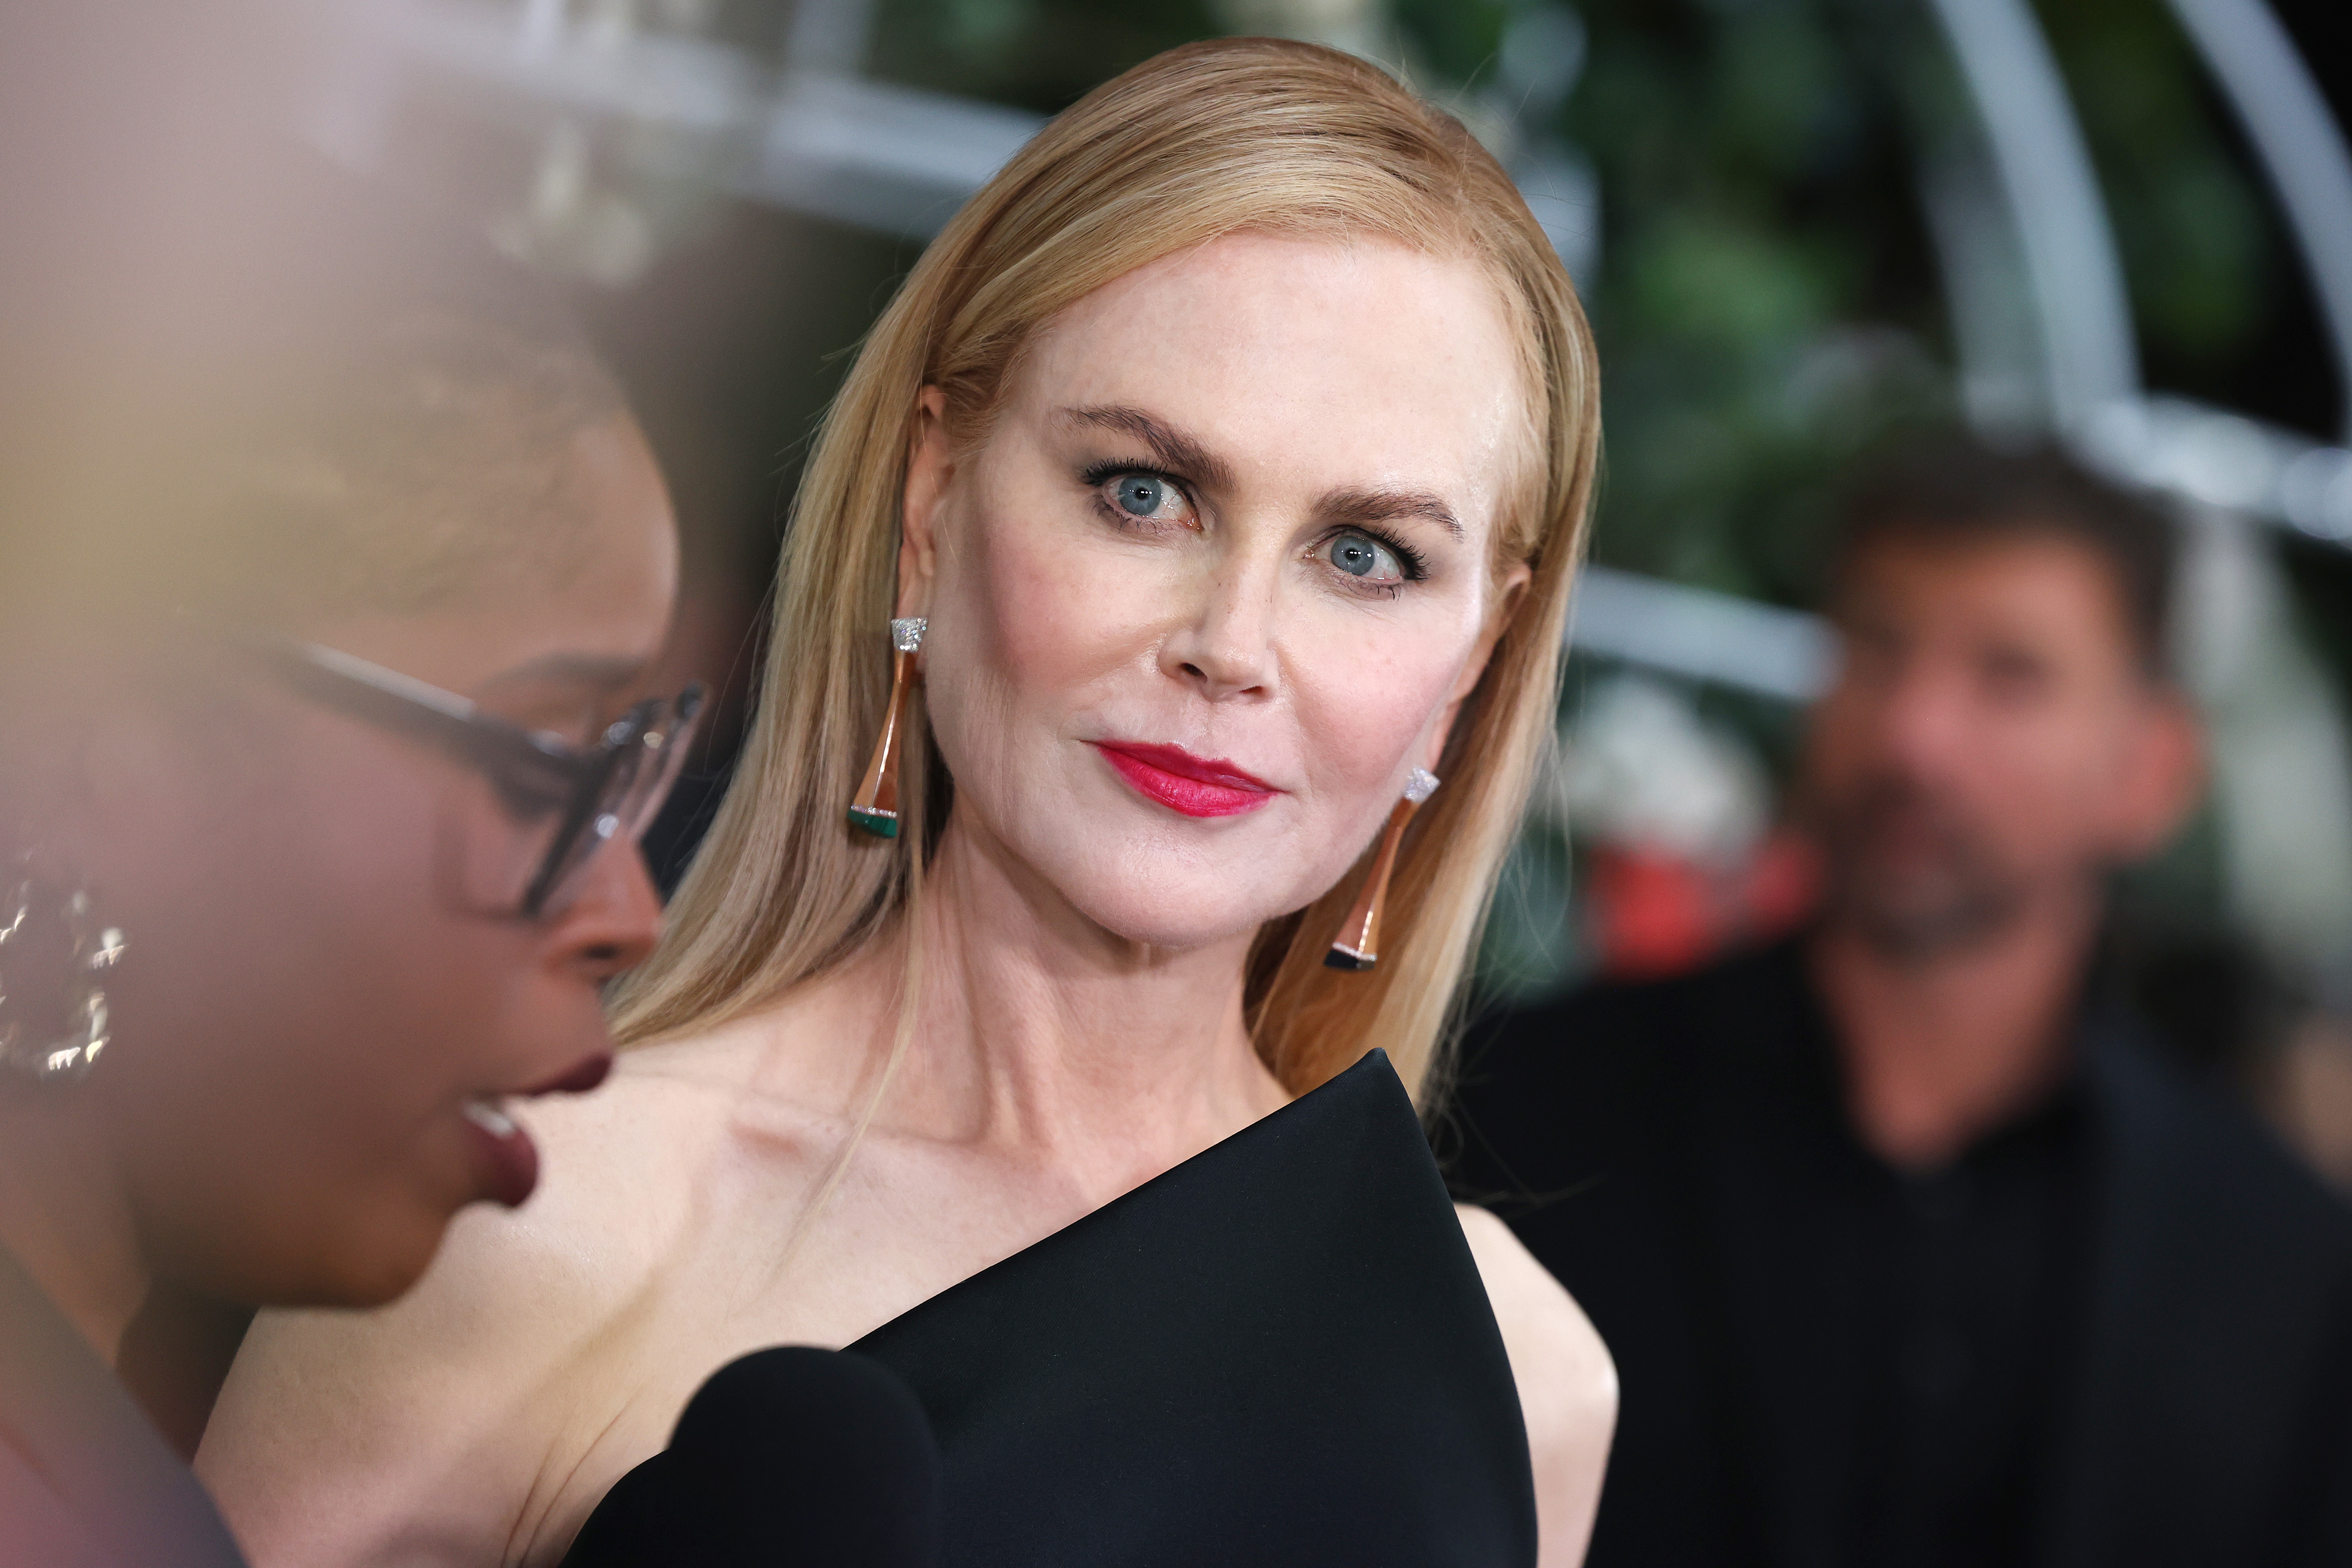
<box><xmin>201</xmin><ymin>38</ymin><xmax>1617</xmax><ymax>1567</ymax></box>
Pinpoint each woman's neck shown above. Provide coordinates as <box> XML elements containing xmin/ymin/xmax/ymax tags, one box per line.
<box><xmin>868</xmin><ymin>816</ymin><xmax>1289</xmax><ymax>1202</ymax></box>
<box><xmin>0</xmin><ymin>1096</ymin><xmax>148</xmax><ymax>1363</ymax></box>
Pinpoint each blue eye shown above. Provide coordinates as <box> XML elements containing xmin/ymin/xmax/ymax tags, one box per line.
<box><xmin>1326</xmin><ymin>529</ymin><xmax>1403</xmax><ymax>582</ymax></box>
<box><xmin>1091</xmin><ymin>468</ymin><xmax>1195</xmax><ymax>530</ymax></box>
<box><xmin>1116</xmin><ymin>474</ymin><xmax>1170</xmax><ymax>517</ymax></box>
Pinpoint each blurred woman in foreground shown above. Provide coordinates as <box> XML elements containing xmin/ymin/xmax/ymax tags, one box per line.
<box><xmin>0</xmin><ymin>153</ymin><xmax>699</xmax><ymax>1563</ymax></box>
<box><xmin>209</xmin><ymin>39</ymin><xmax>1618</xmax><ymax>1567</ymax></box>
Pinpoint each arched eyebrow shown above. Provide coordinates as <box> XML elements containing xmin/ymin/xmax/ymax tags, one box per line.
<box><xmin>1321</xmin><ymin>486</ymin><xmax>1464</xmax><ymax>542</ymax></box>
<box><xmin>1061</xmin><ymin>403</ymin><xmax>1466</xmax><ymax>542</ymax></box>
<box><xmin>1060</xmin><ymin>405</ymin><xmax>1235</xmax><ymax>491</ymax></box>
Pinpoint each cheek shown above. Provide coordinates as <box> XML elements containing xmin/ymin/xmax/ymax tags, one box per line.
<box><xmin>1288</xmin><ymin>601</ymin><xmax>1484</xmax><ymax>800</ymax></box>
<box><xmin>986</xmin><ymin>517</ymin><xmax>1144</xmax><ymax>692</ymax></box>
<box><xmin>928</xmin><ymin>498</ymin><xmax>1162</xmax><ymax>761</ymax></box>
<box><xmin>2038</xmin><ymin>719</ymin><xmax>2142</xmax><ymax>828</ymax></box>
<box><xmin>1937</xmin><ymin>704</ymin><xmax>2126</xmax><ymax>861</ymax></box>
<box><xmin>1807</xmin><ymin>679</ymin><xmax>1936</xmax><ymax>793</ymax></box>
<box><xmin>111</xmin><ymin>762</ymin><xmax>493</xmax><ymax>1145</ymax></box>
<box><xmin>114</xmin><ymin>849</ymin><xmax>543</xmax><ymax>1297</ymax></box>
<box><xmin>1298</xmin><ymin>643</ymin><xmax>1458</xmax><ymax>793</ymax></box>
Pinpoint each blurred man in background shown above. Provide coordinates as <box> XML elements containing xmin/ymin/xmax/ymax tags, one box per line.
<box><xmin>1450</xmin><ymin>436</ymin><xmax>2352</xmax><ymax>1568</ymax></box>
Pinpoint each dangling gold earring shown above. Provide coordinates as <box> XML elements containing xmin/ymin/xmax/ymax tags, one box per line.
<box><xmin>848</xmin><ymin>618</ymin><xmax>926</xmax><ymax>839</ymax></box>
<box><xmin>1325</xmin><ymin>768</ymin><xmax>1439</xmax><ymax>972</ymax></box>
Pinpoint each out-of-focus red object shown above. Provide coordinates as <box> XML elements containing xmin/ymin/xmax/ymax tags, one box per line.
<box><xmin>1588</xmin><ymin>829</ymin><xmax>1822</xmax><ymax>980</ymax></box>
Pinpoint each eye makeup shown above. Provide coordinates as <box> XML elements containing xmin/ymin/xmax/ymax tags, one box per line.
<box><xmin>1079</xmin><ymin>459</ymin><xmax>1198</xmax><ymax>534</ymax></box>
<box><xmin>1315</xmin><ymin>524</ymin><xmax>1427</xmax><ymax>588</ymax></box>
<box><xmin>1076</xmin><ymin>456</ymin><xmax>1437</xmax><ymax>596</ymax></box>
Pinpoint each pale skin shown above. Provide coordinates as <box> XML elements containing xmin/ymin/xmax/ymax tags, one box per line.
<box><xmin>200</xmin><ymin>234</ymin><xmax>1615</xmax><ymax>1566</ymax></box>
<box><xmin>1804</xmin><ymin>532</ymin><xmax>2204</xmax><ymax>1168</ymax></box>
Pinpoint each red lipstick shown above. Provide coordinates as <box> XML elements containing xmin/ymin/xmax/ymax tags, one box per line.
<box><xmin>1093</xmin><ymin>742</ymin><xmax>1277</xmax><ymax>819</ymax></box>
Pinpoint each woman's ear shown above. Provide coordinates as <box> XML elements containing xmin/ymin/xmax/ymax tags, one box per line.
<box><xmin>1420</xmin><ymin>562</ymin><xmax>1533</xmax><ymax>773</ymax></box>
<box><xmin>898</xmin><ymin>387</ymin><xmax>953</xmax><ymax>621</ymax></box>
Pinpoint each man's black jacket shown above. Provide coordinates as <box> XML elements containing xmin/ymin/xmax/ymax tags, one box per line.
<box><xmin>1443</xmin><ymin>938</ymin><xmax>2352</xmax><ymax>1568</ymax></box>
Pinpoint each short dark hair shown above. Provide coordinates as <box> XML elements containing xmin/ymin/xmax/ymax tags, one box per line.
<box><xmin>1831</xmin><ymin>432</ymin><xmax>2178</xmax><ymax>680</ymax></box>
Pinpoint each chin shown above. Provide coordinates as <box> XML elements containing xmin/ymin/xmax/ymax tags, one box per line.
<box><xmin>1059</xmin><ymin>849</ymin><xmax>1321</xmax><ymax>952</ymax></box>
<box><xmin>321</xmin><ymin>1241</ymin><xmax>441</xmax><ymax>1309</ymax></box>
<box><xmin>283</xmin><ymin>1201</ymin><xmax>452</xmax><ymax>1309</ymax></box>
<box><xmin>209</xmin><ymin>1237</ymin><xmax>431</xmax><ymax>1312</ymax></box>
<box><xmin>980</xmin><ymin>789</ymin><xmax>1353</xmax><ymax>950</ymax></box>
<box><xmin>1085</xmin><ymin>901</ymin><xmax>1259</xmax><ymax>952</ymax></box>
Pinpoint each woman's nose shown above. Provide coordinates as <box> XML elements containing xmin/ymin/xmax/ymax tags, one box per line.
<box><xmin>550</xmin><ymin>837</ymin><xmax>663</xmax><ymax>982</ymax></box>
<box><xmin>1161</xmin><ymin>560</ymin><xmax>1278</xmax><ymax>702</ymax></box>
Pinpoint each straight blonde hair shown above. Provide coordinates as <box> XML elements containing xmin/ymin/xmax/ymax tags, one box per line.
<box><xmin>612</xmin><ymin>36</ymin><xmax>1599</xmax><ymax>1107</ymax></box>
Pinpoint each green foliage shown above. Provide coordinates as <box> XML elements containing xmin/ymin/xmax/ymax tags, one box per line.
<box><xmin>2039</xmin><ymin>0</ymin><xmax>2279</xmax><ymax>398</ymax></box>
<box><xmin>866</xmin><ymin>0</ymin><xmax>1223</xmax><ymax>113</ymax></box>
<box><xmin>1385</xmin><ymin>0</ymin><xmax>1510</xmax><ymax>86</ymax></box>
<box><xmin>1487</xmin><ymin>0</ymin><xmax>1958</xmax><ymax>604</ymax></box>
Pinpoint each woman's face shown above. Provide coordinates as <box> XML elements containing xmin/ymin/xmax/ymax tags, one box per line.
<box><xmin>57</xmin><ymin>414</ymin><xmax>678</xmax><ymax>1308</ymax></box>
<box><xmin>905</xmin><ymin>233</ymin><xmax>1530</xmax><ymax>950</ymax></box>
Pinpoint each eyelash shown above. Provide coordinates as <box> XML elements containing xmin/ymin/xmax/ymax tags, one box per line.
<box><xmin>1080</xmin><ymin>460</ymin><xmax>1191</xmax><ymax>536</ymax></box>
<box><xmin>1075</xmin><ymin>459</ymin><xmax>1432</xmax><ymax>593</ymax></box>
<box><xmin>1339</xmin><ymin>524</ymin><xmax>1429</xmax><ymax>588</ymax></box>
<box><xmin>1080</xmin><ymin>459</ymin><xmax>1174</xmax><ymax>499</ymax></box>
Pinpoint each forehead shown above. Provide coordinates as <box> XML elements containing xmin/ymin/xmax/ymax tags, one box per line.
<box><xmin>309</xmin><ymin>417</ymin><xmax>679</xmax><ymax>696</ymax></box>
<box><xmin>1009</xmin><ymin>232</ymin><xmax>1528</xmax><ymax>524</ymax></box>
<box><xmin>1837</xmin><ymin>528</ymin><xmax>2139</xmax><ymax>662</ymax></box>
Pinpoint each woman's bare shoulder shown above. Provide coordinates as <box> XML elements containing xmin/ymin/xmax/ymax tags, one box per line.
<box><xmin>1455</xmin><ymin>1203</ymin><xmax>1618</xmax><ymax>1568</ymax></box>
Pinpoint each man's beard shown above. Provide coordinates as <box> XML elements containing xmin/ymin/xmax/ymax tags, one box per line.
<box><xmin>1813</xmin><ymin>776</ymin><xmax>2030</xmax><ymax>960</ymax></box>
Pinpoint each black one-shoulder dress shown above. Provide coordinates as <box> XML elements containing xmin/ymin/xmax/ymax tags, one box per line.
<box><xmin>566</xmin><ymin>1049</ymin><xmax>1536</xmax><ymax>1568</ymax></box>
